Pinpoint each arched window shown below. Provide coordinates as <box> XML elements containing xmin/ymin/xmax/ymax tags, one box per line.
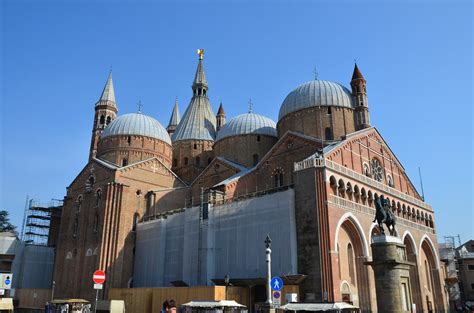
<box><xmin>327</xmin><ymin>107</ymin><xmax>332</xmax><ymax>115</ymax></box>
<box><xmin>325</xmin><ymin>127</ymin><xmax>334</xmax><ymax>140</ymax></box>
<box><xmin>424</xmin><ymin>260</ymin><xmax>431</xmax><ymax>292</ymax></box>
<box><xmin>122</xmin><ymin>158</ymin><xmax>128</xmax><ymax>166</ymax></box>
<box><xmin>253</xmin><ymin>154</ymin><xmax>259</xmax><ymax>166</ymax></box>
<box><xmin>76</xmin><ymin>196</ymin><xmax>83</xmax><ymax>213</ymax></box>
<box><xmin>173</xmin><ymin>159</ymin><xmax>177</xmax><ymax>167</ymax></box>
<box><xmin>274</xmin><ymin>169</ymin><xmax>284</xmax><ymax>188</ymax></box>
<box><xmin>337</xmin><ymin>243</ymin><xmax>342</xmax><ymax>279</ymax></box>
<box><xmin>256</xmin><ymin>135</ymin><xmax>261</xmax><ymax>142</ymax></box>
<box><xmin>184</xmin><ymin>157</ymin><xmax>188</xmax><ymax>165</ymax></box>
<box><xmin>195</xmin><ymin>157</ymin><xmax>200</xmax><ymax>166</ymax></box>
<box><xmin>95</xmin><ymin>189</ymin><xmax>102</xmax><ymax>206</ymax></box>
<box><xmin>93</xmin><ymin>214</ymin><xmax>99</xmax><ymax>233</ymax></box>
<box><xmin>347</xmin><ymin>243</ymin><xmax>355</xmax><ymax>284</ymax></box>
<box><xmin>106</xmin><ymin>116</ymin><xmax>111</xmax><ymax>125</ymax></box>
<box><xmin>73</xmin><ymin>218</ymin><xmax>79</xmax><ymax>237</ymax></box>
<box><xmin>132</xmin><ymin>213</ymin><xmax>139</xmax><ymax>231</ymax></box>
<box><xmin>194</xmin><ymin>143</ymin><xmax>198</xmax><ymax>149</ymax></box>
<box><xmin>387</xmin><ymin>174</ymin><xmax>394</xmax><ymax>187</ymax></box>
<box><xmin>127</xmin><ymin>136</ymin><xmax>131</xmax><ymax>145</ymax></box>
<box><xmin>99</xmin><ymin>115</ymin><xmax>105</xmax><ymax>125</ymax></box>
<box><xmin>363</xmin><ymin>163</ymin><xmax>370</xmax><ymax>177</ymax></box>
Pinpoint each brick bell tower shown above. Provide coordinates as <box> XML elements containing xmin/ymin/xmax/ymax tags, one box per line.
<box><xmin>351</xmin><ymin>63</ymin><xmax>370</xmax><ymax>130</ymax></box>
<box><xmin>89</xmin><ymin>71</ymin><xmax>118</xmax><ymax>160</ymax></box>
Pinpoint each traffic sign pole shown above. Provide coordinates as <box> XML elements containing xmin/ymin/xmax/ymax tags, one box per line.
<box><xmin>94</xmin><ymin>288</ymin><xmax>99</xmax><ymax>313</ymax></box>
<box><xmin>92</xmin><ymin>270</ymin><xmax>105</xmax><ymax>313</ymax></box>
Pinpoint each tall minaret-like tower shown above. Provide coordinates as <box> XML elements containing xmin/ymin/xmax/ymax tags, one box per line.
<box><xmin>216</xmin><ymin>102</ymin><xmax>226</xmax><ymax>131</ymax></box>
<box><xmin>351</xmin><ymin>63</ymin><xmax>370</xmax><ymax>130</ymax></box>
<box><xmin>89</xmin><ymin>71</ymin><xmax>118</xmax><ymax>160</ymax></box>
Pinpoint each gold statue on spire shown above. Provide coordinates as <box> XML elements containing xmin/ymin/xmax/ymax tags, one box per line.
<box><xmin>197</xmin><ymin>49</ymin><xmax>205</xmax><ymax>60</ymax></box>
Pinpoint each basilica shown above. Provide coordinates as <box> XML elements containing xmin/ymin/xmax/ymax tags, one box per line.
<box><xmin>52</xmin><ymin>51</ymin><xmax>447</xmax><ymax>312</ymax></box>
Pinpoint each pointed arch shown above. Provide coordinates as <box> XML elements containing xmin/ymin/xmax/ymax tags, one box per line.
<box><xmin>419</xmin><ymin>235</ymin><xmax>440</xmax><ymax>269</ymax></box>
<box><xmin>402</xmin><ymin>231</ymin><xmax>418</xmax><ymax>256</ymax></box>
<box><xmin>334</xmin><ymin>212</ymin><xmax>369</xmax><ymax>257</ymax></box>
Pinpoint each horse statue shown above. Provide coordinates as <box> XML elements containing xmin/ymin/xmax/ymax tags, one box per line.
<box><xmin>373</xmin><ymin>195</ymin><xmax>397</xmax><ymax>236</ymax></box>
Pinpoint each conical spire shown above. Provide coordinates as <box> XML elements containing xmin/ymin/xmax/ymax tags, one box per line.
<box><xmin>168</xmin><ymin>98</ymin><xmax>181</xmax><ymax>128</ymax></box>
<box><xmin>172</xmin><ymin>52</ymin><xmax>216</xmax><ymax>142</ymax></box>
<box><xmin>99</xmin><ymin>71</ymin><xmax>116</xmax><ymax>104</ymax></box>
<box><xmin>193</xmin><ymin>49</ymin><xmax>208</xmax><ymax>88</ymax></box>
<box><xmin>217</xmin><ymin>102</ymin><xmax>225</xmax><ymax>116</ymax></box>
<box><xmin>352</xmin><ymin>63</ymin><xmax>364</xmax><ymax>80</ymax></box>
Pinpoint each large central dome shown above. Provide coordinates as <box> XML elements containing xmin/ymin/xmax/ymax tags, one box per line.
<box><xmin>279</xmin><ymin>80</ymin><xmax>354</xmax><ymax>120</ymax></box>
<box><xmin>101</xmin><ymin>113</ymin><xmax>172</xmax><ymax>145</ymax></box>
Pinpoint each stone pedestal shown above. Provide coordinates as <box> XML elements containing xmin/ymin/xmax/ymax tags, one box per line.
<box><xmin>366</xmin><ymin>235</ymin><xmax>415</xmax><ymax>313</ymax></box>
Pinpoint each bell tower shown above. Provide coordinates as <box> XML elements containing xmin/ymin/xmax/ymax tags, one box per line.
<box><xmin>216</xmin><ymin>102</ymin><xmax>226</xmax><ymax>131</ymax></box>
<box><xmin>351</xmin><ymin>63</ymin><xmax>370</xmax><ymax>130</ymax></box>
<box><xmin>89</xmin><ymin>71</ymin><xmax>118</xmax><ymax>160</ymax></box>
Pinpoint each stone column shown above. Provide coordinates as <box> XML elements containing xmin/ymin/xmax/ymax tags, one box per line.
<box><xmin>366</xmin><ymin>235</ymin><xmax>415</xmax><ymax>313</ymax></box>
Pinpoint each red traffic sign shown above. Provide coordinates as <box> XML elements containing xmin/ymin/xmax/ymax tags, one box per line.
<box><xmin>93</xmin><ymin>270</ymin><xmax>106</xmax><ymax>284</ymax></box>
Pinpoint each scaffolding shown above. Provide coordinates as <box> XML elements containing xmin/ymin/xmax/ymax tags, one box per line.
<box><xmin>21</xmin><ymin>197</ymin><xmax>63</xmax><ymax>246</ymax></box>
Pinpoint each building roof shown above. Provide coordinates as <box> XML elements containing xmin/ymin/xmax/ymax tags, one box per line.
<box><xmin>101</xmin><ymin>112</ymin><xmax>172</xmax><ymax>145</ymax></box>
<box><xmin>352</xmin><ymin>63</ymin><xmax>365</xmax><ymax>80</ymax></box>
<box><xmin>98</xmin><ymin>71</ymin><xmax>116</xmax><ymax>104</ymax></box>
<box><xmin>216</xmin><ymin>112</ymin><xmax>277</xmax><ymax>141</ymax></box>
<box><xmin>193</xmin><ymin>58</ymin><xmax>208</xmax><ymax>87</ymax></box>
<box><xmin>278</xmin><ymin>80</ymin><xmax>354</xmax><ymax>120</ymax></box>
<box><xmin>167</xmin><ymin>98</ymin><xmax>181</xmax><ymax>128</ymax></box>
<box><xmin>217</xmin><ymin>102</ymin><xmax>225</xmax><ymax>116</ymax></box>
<box><xmin>172</xmin><ymin>58</ymin><xmax>216</xmax><ymax>142</ymax></box>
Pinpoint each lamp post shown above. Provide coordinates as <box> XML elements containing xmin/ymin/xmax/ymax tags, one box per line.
<box><xmin>225</xmin><ymin>274</ymin><xmax>230</xmax><ymax>300</ymax></box>
<box><xmin>51</xmin><ymin>281</ymin><xmax>55</xmax><ymax>302</ymax></box>
<box><xmin>265</xmin><ymin>234</ymin><xmax>272</xmax><ymax>306</ymax></box>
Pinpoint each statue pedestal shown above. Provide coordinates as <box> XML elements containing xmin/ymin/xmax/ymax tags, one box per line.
<box><xmin>366</xmin><ymin>235</ymin><xmax>414</xmax><ymax>313</ymax></box>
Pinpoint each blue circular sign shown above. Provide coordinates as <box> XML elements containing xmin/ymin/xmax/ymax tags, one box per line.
<box><xmin>5</xmin><ymin>279</ymin><xmax>10</xmax><ymax>285</ymax></box>
<box><xmin>271</xmin><ymin>277</ymin><xmax>283</xmax><ymax>291</ymax></box>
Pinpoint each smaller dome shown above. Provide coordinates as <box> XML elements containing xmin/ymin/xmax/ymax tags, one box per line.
<box><xmin>279</xmin><ymin>80</ymin><xmax>354</xmax><ymax>120</ymax></box>
<box><xmin>216</xmin><ymin>112</ymin><xmax>277</xmax><ymax>141</ymax></box>
<box><xmin>101</xmin><ymin>113</ymin><xmax>171</xmax><ymax>145</ymax></box>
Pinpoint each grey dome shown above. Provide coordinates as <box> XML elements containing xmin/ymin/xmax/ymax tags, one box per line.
<box><xmin>216</xmin><ymin>112</ymin><xmax>277</xmax><ymax>141</ymax></box>
<box><xmin>279</xmin><ymin>80</ymin><xmax>354</xmax><ymax>120</ymax></box>
<box><xmin>101</xmin><ymin>113</ymin><xmax>172</xmax><ymax>145</ymax></box>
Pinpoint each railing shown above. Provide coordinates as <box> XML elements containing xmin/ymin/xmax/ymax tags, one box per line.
<box><xmin>294</xmin><ymin>156</ymin><xmax>432</xmax><ymax>211</ymax></box>
<box><xmin>294</xmin><ymin>157</ymin><xmax>325</xmax><ymax>171</ymax></box>
<box><xmin>329</xmin><ymin>195</ymin><xmax>436</xmax><ymax>235</ymax></box>
<box><xmin>458</xmin><ymin>252</ymin><xmax>474</xmax><ymax>259</ymax></box>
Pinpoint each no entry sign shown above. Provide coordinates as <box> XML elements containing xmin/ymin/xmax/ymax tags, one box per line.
<box><xmin>93</xmin><ymin>270</ymin><xmax>106</xmax><ymax>284</ymax></box>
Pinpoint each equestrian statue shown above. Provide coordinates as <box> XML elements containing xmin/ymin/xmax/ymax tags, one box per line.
<box><xmin>373</xmin><ymin>195</ymin><xmax>397</xmax><ymax>236</ymax></box>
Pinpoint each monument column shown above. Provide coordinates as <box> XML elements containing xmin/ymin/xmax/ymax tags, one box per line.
<box><xmin>366</xmin><ymin>235</ymin><xmax>415</xmax><ymax>313</ymax></box>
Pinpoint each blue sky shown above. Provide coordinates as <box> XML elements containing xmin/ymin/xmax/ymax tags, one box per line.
<box><xmin>1</xmin><ymin>0</ymin><xmax>472</xmax><ymax>242</ymax></box>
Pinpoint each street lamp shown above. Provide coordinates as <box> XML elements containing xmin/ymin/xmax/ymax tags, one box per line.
<box><xmin>265</xmin><ymin>234</ymin><xmax>272</xmax><ymax>306</ymax></box>
<box><xmin>224</xmin><ymin>274</ymin><xmax>230</xmax><ymax>300</ymax></box>
<box><xmin>51</xmin><ymin>281</ymin><xmax>56</xmax><ymax>302</ymax></box>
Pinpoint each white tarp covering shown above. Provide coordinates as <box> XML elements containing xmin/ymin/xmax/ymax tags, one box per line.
<box><xmin>134</xmin><ymin>189</ymin><xmax>298</xmax><ymax>287</ymax></box>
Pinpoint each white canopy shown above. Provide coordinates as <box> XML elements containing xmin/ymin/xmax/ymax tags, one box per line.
<box><xmin>181</xmin><ymin>301</ymin><xmax>246</xmax><ymax>308</ymax></box>
<box><xmin>279</xmin><ymin>302</ymin><xmax>358</xmax><ymax>311</ymax></box>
